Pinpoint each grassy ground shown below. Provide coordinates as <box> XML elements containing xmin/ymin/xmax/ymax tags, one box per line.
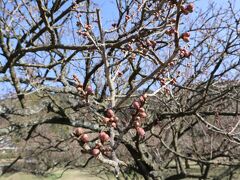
<box><xmin>0</xmin><ymin>169</ymin><xmax>115</xmax><ymax>180</ymax></box>
<box><xmin>1</xmin><ymin>159</ymin><xmax>240</xmax><ymax>180</ymax></box>
<box><xmin>1</xmin><ymin>166</ymin><xmax>240</xmax><ymax>180</ymax></box>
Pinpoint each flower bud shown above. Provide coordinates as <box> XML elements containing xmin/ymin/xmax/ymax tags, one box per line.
<box><xmin>132</xmin><ymin>101</ymin><xmax>141</xmax><ymax>110</ymax></box>
<box><xmin>99</xmin><ymin>132</ymin><xmax>110</xmax><ymax>142</ymax></box>
<box><xmin>136</xmin><ymin>127</ymin><xmax>145</xmax><ymax>137</ymax></box>
<box><xmin>92</xmin><ymin>148</ymin><xmax>100</xmax><ymax>157</ymax></box>
<box><xmin>106</xmin><ymin>109</ymin><xmax>115</xmax><ymax>118</ymax></box>
<box><xmin>80</xmin><ymin>134</ymin><xmax>89</xmax><ymax>143</ymax></box>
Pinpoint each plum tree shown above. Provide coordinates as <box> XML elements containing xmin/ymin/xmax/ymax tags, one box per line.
<box><xmin>0</xmin><ymin>0</ymin><xmax>240</xmax><ymax>179</ymax></box>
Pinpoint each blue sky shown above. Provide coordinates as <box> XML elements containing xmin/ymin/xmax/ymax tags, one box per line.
<box><xmin>91</xmin><ymin>0</ymin><xmax>240</xmax><ymax>29</ymax></box>
<box><xmin>0</xmin><ymin>0</ymin><xmax>239</xmax><ymax>98</ymax></box>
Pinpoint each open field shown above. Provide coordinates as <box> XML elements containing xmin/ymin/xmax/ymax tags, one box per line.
<box><xmin>1</xmin><ymin>165</ymin><xmax>240</xmax><ymax>180</ymax></box>
<box><xmin>0</xmin><ymin>169</ymin><xmax>117</xmax><ymax>180</ymax></box>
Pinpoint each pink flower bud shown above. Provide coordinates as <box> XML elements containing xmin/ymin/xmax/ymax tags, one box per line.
<box><xmin>186</xmin><ymin>3</ymin><xmax>194</xmax><ymax>12</ymax></box>
<box><xmin>138</xmin><ymin>107</ymin><xmax>145</xmax><ymax>113</ymax></box>
<box><xmin>139</xmin><ymin>96</ymin><xmax>145</xmax><ymax>103</ymax></box>
<box><xmin>143</xmin><ymin>94</ymin><xmax>148</xmax><ymax>100</ymax></box>
<box><xmin>111</xmin><ymin>122</ymin><xmax>117</xmax><ymax>128</ymax></box>
<box><xmin>134</xmin><ymin>116</ymin><xmax>141</xmax><ymax>121</ymax></box>
<box><xmin>134</xmin><ymin>121</ymin><xmax>141</xmax><ymax>127</ymax></box>
<box><xmin>92</xmin><ymin>148</ymin><xmax>100</xmax><ymax>157</ymax></box>
<box><xmin>80</xmin><ymin>134</ymin><xmax>89</xmax><ymax>143</ymax></box>
<box><xmin>102</xmin><ymin>117</ymin><xmax>110</xmax><ymax>124</ymax></box>
<box><xmin>136</xmin><ymin>127</ymin><xmax>145</xmax><ymax>137</ymax></box>
<box><xmin>114</xmin><ymin>116</ymin><xmax>119</xmax><ymax>122</ymax></box>
<box><xmin>132</xmin><ymin>101</ymin><xmax>141</xmax><ymax>110</ymax></box>
<box><xmin>74</xmin><ymin>128</ymin><xmax>84</xmax><ymax>137</ymax></box>
<box><xmin>106</xmin><ymin>109</ymin><xmax>115</xmax><ymax>118</ymax></box>
<box><xmin>86</xmin><ymin>86</ymin><xmax>94</xmax><ymax>95</ymax></box>
<box><xmin>99</xmin><ymin>132</ymin><xmax>110</xmax><ymax>142</ymax></box>
<box><xmin>139</xmin><ymin>112</ymin><xmax>147</xmax><ymax>118</ymax></box>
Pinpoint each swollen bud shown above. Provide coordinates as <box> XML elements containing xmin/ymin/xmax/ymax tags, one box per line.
<box><xmin>92</xmin><ymin>148</ymin><xmax>100</xmax><ymax>157</ymax></box>
<box><xmin>99</xmin><ymin>132</ymin><xmax>110</xmax><ymax>143</ymax></box>
<box><xmin>86</xmin><ymin>86</ymin><xmax>94</xmax><ymax>95</ymax></box>
<box><xmin>134</xmin><ymin>121</ymin><xmax>141</xmax><ymax>127</ymax></box>
<box><xmin>102</xmin><ymin>117</ymin><xmax>110</xmax><ymax>124</ymax></box>
<box><xmin>186</xmin><ymin>3</ymin><xmax>194</xmax><ymax>13</ymax></box>
<box><xmin>132</xmin><ymin>101</ymin><xmax>141</xmax><ymax>110</ymax></box>
<box><xmin>117</xmin><ymin>71</ymin><xmax>123</xmax><ymax>77</ymax></box>
<box><xmin>138</xmin><ymin>107</ymin><xmax>145</xmax><ymax>113</ymax></box>
<box><xmin>125</xmin><ymin>15</ymin><xmax>131</xmax><ymax>21</ymax></box>
<box><xmin>106</xmin><ymin>109</ymin><xmax>115</xmax><ymax>118</ymax></box>
<box><xmin>74</xmin><ymin>128</ymin><xmax>84</xmax><ymax>137</ymax></box>
<box><xmin>80</xmin><ymin>134</ymin><xmax>89</xmax><ymax>143</ymax></box>
<box><xmin>134</xmin><ymin>116</ymin><xmax>141</xmax><ymax>121</ymax></box>
<box><xmin>111</xmin><ymin>122</ymin><xmax>117</xmax><ymax>128</ymax></box>
<box><xmin>139</xmin><ymin>112</ymin><xmax>147</xmax><ymax>118</ymax></box>
<box><xmin>136</xmin><ymin>127</ymin><xmax>145</xmax><ymax>137</ymax></box>
<box><xmin>139</xmin><ymin>96</ymin><xmax>145</xmax><ymax>103</ymax></box>
<box><xmin>182</xmin><ymin>32</ymin><xmax>190</xmax><ymax>42</ymax></box>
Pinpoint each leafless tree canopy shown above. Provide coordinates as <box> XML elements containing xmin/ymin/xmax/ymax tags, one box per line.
<box><xmin>0</xmin><ymin>0</ymin><xmax>240</xmax><ymax>179</ymax></box>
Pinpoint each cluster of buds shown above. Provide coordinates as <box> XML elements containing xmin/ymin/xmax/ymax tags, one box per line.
<box><xmin>73</xmin><ymin>74</ymin><xmax>94</xmax><ymax>96</ymax></box>
<box><xmin>102</xmin><ymin>109</ymin><xmax>118</xmax><ymax>128</ymax></box>
<box><xmin>170</xmin><ymin>18</ymin><xmax>176</xmax><ymax>23</ymax></box>
<box><xmin>159</xmin><ymin>77</ymin><xmax>166</xmax><ymax>85</ymax></box>
<box><xmin>73</xmin><ymin>128</ymin><xmax>89</xmax><ymax>143</ymax></box>
<box><xmin>77</xmin><ymin>30</ymin><xmax>88</xmax><ymax>37</ymax></box>
<box><xmin>132</xmin><ymin>94</ymin><xmax>148</xmax><ymax>138</ymax></box>
<box><xmin>159</xmin><ymin>69</ymin><xmax>167</xmax><ymax>75</ymax></box>
<box><xmin>124</xmin><ymin>43</ymin><xmax>133</xmax><ymax>51</ymax></box>
<box><xmin>164</xmin><ymin>87</ymin><xmax>171</xmax><ymax>95</ymax></box>
<box><xmin>179</xmin><ymin>48</ymin><xmax>192</xmax><ymax>58</ymax></box>
<box><xmin>141</xmin><ymin>48</ymin><xmax>149</xmax><ymax>55</ymax></box>
<box><xmin>72</xmin><ymin>2</ymin><xmax>80</xmax><ymax>11</ymax></box>
<box><xmin>136</xmin><ymin>42</ymin><xmax>143</xmax><ymax>50</ymax></box>
<box><xmin>125</xmin><ymin>15</ymin><xmax>131</xmax><ymax>21</ymax></box>
<box><xmin>145</xmin><ymin>39</ymin><xmax>157</xmax><ymax>49</ymax></box>
<box><xmin>85</xmin><ymin>24</ymin><xmax>92</xmax><ymax>31</ymax></box>
<box><xmin>135</xmin><ymin>42</ymin><xmax>149</xmax><ymax>55</ymax></box>
<box><xmin>92</xmin><ymin>143</ymin><xmax>112</xmax><ymax>157</ymax></box>
<box><xmin>153</xmin><ymin>11</ymin><xmax>161</xmax><ymax>19</ymax></box>
<box><xmin>168</xmin><ymin>61</ymin><xmax>175</xmax><ymax>66</ymax></box>
<box><xmin>73</xmin><ymin>128</ymin><xmax>111</xmax><ymax>158</ymax></box>
<box><xmin>117</xmin><ymin>71</ymin><xmax>123</xmax><ymax>77</ymax></box>
<box><xmin>165</xmin><ymin>28</ymin><xmax>177</xmax><ymax>36</ymax></box>
<box><xmin>181</xmin><ymin>3</ymin><xmax>194</xmax><ymax>15</ymax></box>
<box><xmin>128</xmin><ymin>53</ymin><xmax>136</xmax><ymax>61</ymax></box>
<box><xmin>73</xmin><ymin>74</ymin><xmax>83</xmax><ymax>91</ymax></box>
<box><xmin>156</xmin><ymin>75</ymin><xmax>173</xmax><ymax>93</ymax></box>
<box><xmin>170</xmin><ymin>77</ymin><xmax>177</xmax><ymax>85</ymax></box>
<box><xmin>91</xmin><ymin>131</ymin><xmax>110</xmax><ymax>157</ymax></box>
<box><xmin>181</xmin><ymin>32</ymin><xmax>190</xmax><ymax>42</ymax></box>
<box><xmin>76</xmin><ymin>23</ymin><xmax>92</xmax><ymax>36</ymax></box>
<box><xmin>157</xmin><ymin>76</ymin><xmax>177</xmax><ymax>86</ymax></box>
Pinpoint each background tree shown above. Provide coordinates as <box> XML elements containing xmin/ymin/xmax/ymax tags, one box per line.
<box><xmin>0</xmin><ymin>0</ymin><xmax>240</xmax><ymax>179</ymax></box>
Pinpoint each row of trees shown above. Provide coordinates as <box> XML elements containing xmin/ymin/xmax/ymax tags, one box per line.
<box><xmin>0</xmin><ymin>0</ymin><xmax>240</xmax><ymax>179</ymax></box>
